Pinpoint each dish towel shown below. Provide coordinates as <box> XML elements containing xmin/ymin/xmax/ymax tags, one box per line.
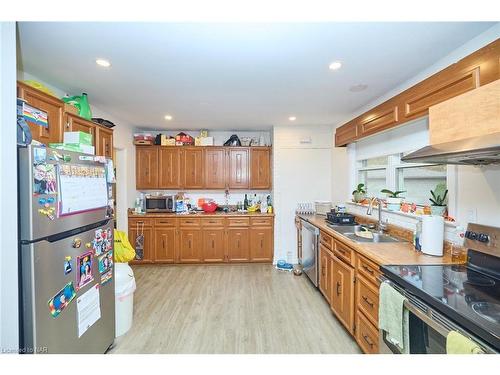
<box><xmin>379</xmin><ymin>282</ymin><xmax>410</xmax><ymax>353</ymax></box>
<box><xmin>446</xmin><ymin>331</ymin><xmax>484</xmax><ymax>354</ymax></box>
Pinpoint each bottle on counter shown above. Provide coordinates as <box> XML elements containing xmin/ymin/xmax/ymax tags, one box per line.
<box><xmin>244</xmin><ymin>194</ymin><xmax>249</xmax><ymax>210</ymax></box>
<box><xmin>413</xmin><ymin>220</ymin><xmax>422</xmax><ymax>251</ymax></box>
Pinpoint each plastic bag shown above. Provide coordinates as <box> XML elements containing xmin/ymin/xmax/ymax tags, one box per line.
<box><xmin>114</xmin><ymin>229</ymin><xmax>136</xmax><ymax>263</ymax></box>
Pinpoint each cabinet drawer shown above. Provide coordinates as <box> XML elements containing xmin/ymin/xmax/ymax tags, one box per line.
<box><xmin>333</xmin><ymin>239</ymin><xmax>354</xmax><ymax>266</ymax></box>
<box><xmin>319</xmin><ymin>231</ymin><xmax>333</xmax><ymax>250</ymax></box>
<box><xmin>356</xmin><ymin>255</ymin><xmax>381</xmax><ymax>285</ymax></box>
<box><xmin>356</xmin><ymin>274</ymin><xmax>380</xmax><ymax>328</ymax></box>
<box><xmin>128</xmin><ymin>217</ymin><xmax>153</xmax><ymax>227</ymax></box>
<box><xmin>250</xmin><ymin>217</ymin><xmax>273</xmax><ymax>226</ymax></box>
<box><xmin>355</xmin><ymin>311</ymin><xmax>380</xmax><ymax>354</ymax></box>
<box><xmin>154</xmin><ymin>218</ymin><xmax>177</xmax><ymax>227</ymax></box>
<box><xmin>179</xmin><ymin>218</ymin><xmax>201</xmax><ymax>227</ymax></box>
<box><xmin>201</xmin><ymin>217</ymin><xmax>225</xmax><ymax>227</ymax></box>
<box><xmin>227</xmin><ymin>217</ymin><xmax>250</xmax><ymax>227</ymax></box>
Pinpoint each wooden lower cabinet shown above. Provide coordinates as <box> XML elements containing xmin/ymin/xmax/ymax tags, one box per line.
<box><xmin>331</xmin><ymin>255</ymin><xmax>355</xmax><ymax>334</ymax></box>
<box><xmin>129</xmin><ymin>221</ymin><xmax>154</xmax><ymax>264</ymax></box>
<box><xmin>179</xmin><ymin>229</ymin><xmax>203</xmax><ymax>263</ymax></box>
<box><xmin>249</xmin><ymin>227</ymin><xmax>273</xmax><ymax>262</ymax></box>
<box><xmin>227</xmin><ymin>228</ymin><xmax>250</xmax><ymax>262</ymax></box>
<box><xmin>154</xmin><ymin>227</ymin><xmax>176</xmax><ymax>263</ymax></box>
<box><xmin>355</xmin><ymin>310</ymin><xmax>380</xmax><ymax>354</ymax></box>
<box><xmin>355</xmin><ymin>274</ymin><xmax>380</xmax><ymax>328</ymax></box>
<box><xmin>203</xmin><ymin>228</ymin><xmax>225</xmax><ymax>262</ymax></box>
<box><xmin>319</xmin><ymin>244</ymin><xmax>333</xmax><ymax>304</ymax></box>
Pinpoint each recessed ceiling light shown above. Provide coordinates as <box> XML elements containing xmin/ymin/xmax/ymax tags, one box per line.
<box><xmin>288</xmin><ymin>116</ymin><xmax>297</xmax><ymax>121</ymax></box>
<box><xmin>95</xmin><ymin>58</ymin><xmax>111</xmax><ymax>68</ymax></box>
<box><xmin>349</xmin><ymin>84</ymin><xmax>368</xmax><ymax>92</ymax></box>
<box><xmin>328</xmin><ymin>61</ymin><xmax>342</xmax><ymax>71</ymax></box>
<box><xmin>164</xmin><ymin>115</ymin><xmax>173</xmax><ymax>121</ymax></box>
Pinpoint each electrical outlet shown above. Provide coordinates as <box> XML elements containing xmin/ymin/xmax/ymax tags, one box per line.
<box><xmin>466</xmin><ymin>208</ymin><xmax>477</xmax><ymax>223</ymax></box>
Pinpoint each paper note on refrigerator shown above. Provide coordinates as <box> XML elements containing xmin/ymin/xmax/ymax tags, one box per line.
<box><xmin>77</xmin><ymin>284</ymin><xmax>101</xmax><ymax>338</ymax></box>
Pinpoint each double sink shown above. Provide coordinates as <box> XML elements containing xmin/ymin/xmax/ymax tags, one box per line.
<box><xmin>326</xmin><ymin>223</ymin><xmax>400</xmax><ymax>243</ymax></box>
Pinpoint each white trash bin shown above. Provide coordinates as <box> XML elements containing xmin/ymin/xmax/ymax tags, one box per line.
<box><xmin>114</xmin><ymin>263</ymin><xmax>136</xmax><ymax>337</ymax></box>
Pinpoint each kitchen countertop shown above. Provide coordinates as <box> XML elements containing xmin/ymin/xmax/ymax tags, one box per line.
<box><xmin>128</xmin><ymin>210</ymin><xmax>275</xmax><ymax>218</ymax></box>
<box><xmin>298</xmin><ymin>214</ymin><xmax>457</xmax><ymax>266</ymax></box>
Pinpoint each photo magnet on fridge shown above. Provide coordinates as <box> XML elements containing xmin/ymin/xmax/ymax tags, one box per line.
<box><xmin>64</xmin><ymin>256</ymin><xmax>72</xmax><ymax>275</ymax></box>
<box><xmin>48</xmin><ymin>282</ymin><xmax>76</xmax><ymax>318</ymax></box>
<box><xmin>100</xmin><ymin>270</ymin><xmax>113</xmax><ymax>285</ymax></box>
<box><xmin>98</xmin><ymin>250</ymin><xmax>113</xmax><ymax>274</ymax></box>
<box><xmin>76</xmin><ymin>251</ymin><xmax>94</xmax><ymax>290</ymax></box>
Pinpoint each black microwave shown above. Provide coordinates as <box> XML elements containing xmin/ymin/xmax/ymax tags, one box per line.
<box><xmin>145</xmin><ymin>195</ymin><xmax>176</xmax><ymax>213</ymax></box>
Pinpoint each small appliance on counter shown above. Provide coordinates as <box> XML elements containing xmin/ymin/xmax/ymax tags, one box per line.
<box><xmin>144</xmin><ymin>194</ymin><xmax>176</xmax><ymax>213</ymax></box>
<box><xmin>314</xmin><ymin>201</ymin><xmax>332</xmax><ymax>216</ymax></box>
<box><xmin>326</xmin><ymin>209</ymin><xmax>356</xmax><ymax>225</ymax></box>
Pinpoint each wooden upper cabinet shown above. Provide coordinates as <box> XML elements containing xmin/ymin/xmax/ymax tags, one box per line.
<box><xmin>250</xmin><ymin>148</ymin><xmax>271</xmax><ymax>190</ymax></box>
<box><xmin>65</xmin><ymin>113</ymin><xmax>96</xmax><ymax>145</ymax></box>
<box><xmin>334</xmin><ymin>38</ymin><xmax>500</xmax><ymax>146</ymax></box>
<box><xmin>158</xmin><ymin>147</ymin><xmax>181</xmax><ymax>189</ymax></box>
<box><xmin>335</xmin><ymin>122</ymin><xmax>358</xmax><ymax>147</ymax></box>
<box><xmin>182</xmin><ymin>148</ymin><xmax>205</xmax><ymax>189</ymax></box>
<box><xmin>136</xmin><ymin>146</ymin><xmax>159</xmax><ymax>189</ymax></box>
<box><xmin>358</xmin><ymin>104</ymin><xmax>399</xmax><ymax>138</ymax></box>
<box><xmin>204</xmin><ymin>148</ymin><xmax>226</xmax><ymax>189</ymax></box>
<box><xmin>228</xmin><ymin>148</ymin><xmax>249</xmax><ymax>189</ymax></box>
<box><xmin>17</xmin><ymin>81</ymin><xmax>64</xmax><ymax>145</ymax></box>
<box><xmin>331</xmin><ymin>255</ymin><xmax>355</xmax><ymax>334</ymax></box>
<box><xmin>96</xmin><ymin>126</ymin><xmax>113</xmax><ymax>158</ymax></box>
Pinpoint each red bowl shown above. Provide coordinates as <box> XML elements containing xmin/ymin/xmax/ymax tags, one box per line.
<box><xmin>201</xmin><ymin>202</ymin><xmax>218</xmax><ymax>213</ymax></box>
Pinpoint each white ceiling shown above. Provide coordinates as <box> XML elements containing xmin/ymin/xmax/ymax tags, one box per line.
<box><xmin>18</xmin><ymin>22</ymin><xmax>496</xmax><ymax>130</ymax></box>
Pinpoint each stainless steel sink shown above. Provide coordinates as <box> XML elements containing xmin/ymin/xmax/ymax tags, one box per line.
<box><xmin>326</xmin><ymin>223</ymin><xmax>400</xmax><ymax>243</ymax></box>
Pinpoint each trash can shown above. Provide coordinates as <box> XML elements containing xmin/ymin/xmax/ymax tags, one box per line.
<box><xmin>114</xmin><ymin>263</ymin><xmax>136</xmax><ymax>337</ymax></box>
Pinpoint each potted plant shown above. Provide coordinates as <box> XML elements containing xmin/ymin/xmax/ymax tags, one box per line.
<box><xmin>429</xmin><ymin>187</ymin><xmax>448</xmax><ymax>216</ymax></box>
<box><xmin>380</xmin><ymin>189</ymin><xmax>406</xmax><ymax>211</ymax></box>
<box><xmin>352</xmin><ymin>183</ymin><xmax>367</xmax><ymax>203</ymax></box>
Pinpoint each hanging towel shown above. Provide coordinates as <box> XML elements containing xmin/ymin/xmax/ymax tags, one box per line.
<box><xmin>446</xmin><ymin>331</ymin><xmax>484</xmax><ymax>354</ymax></box>
<box><xmin>379</xmin><ymin>282</ymin><xmax>410</xmax><ymax>353</ymax></box>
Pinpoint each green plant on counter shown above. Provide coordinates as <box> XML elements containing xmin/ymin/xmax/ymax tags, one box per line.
<box><xmin>380</xmin><ymin>189</ymin><xmax>406</xmax><ymax>198</ymax></box>
<box><xmin>352</xmin><ymin>183</ymin><xmax>366</xmax><ymax>195</ymax></box>
<box><xmin>429</xmin><ymin>188</ymin><xmax>448</xmax><ymax>206</ymax></box>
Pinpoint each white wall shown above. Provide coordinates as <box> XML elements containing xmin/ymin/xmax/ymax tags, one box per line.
<box><xmin>334</xmin><ymin>24</ymin><xmax>500</xmax><ymax>229</ymax></box>
<box><xmin>0</xmin><ymin>22</ymin><xmax>19</xmax><ymax>353</ymax></box>
<box><xmin>273</xmin><ymin>125</ymin><xmax>333</xmax><ymax>263</ymax></box>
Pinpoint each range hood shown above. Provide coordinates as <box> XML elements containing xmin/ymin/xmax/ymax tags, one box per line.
<box><xmin>402</xmin><ymin>132</ymin><xmax>500</xmax><ymax>165</ymax></box>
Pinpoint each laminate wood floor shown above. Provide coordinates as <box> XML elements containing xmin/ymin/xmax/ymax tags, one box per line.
<box><xmin>110</xmin><ymin>264</ymin><xmax>360</xmax><ymax>354</ymax></box>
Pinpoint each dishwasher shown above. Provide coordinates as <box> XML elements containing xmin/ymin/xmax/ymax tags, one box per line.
<box><xmin>299</xmin><ymin>219</ymin><xmax>320</xmax><ymax>287</ymax></box>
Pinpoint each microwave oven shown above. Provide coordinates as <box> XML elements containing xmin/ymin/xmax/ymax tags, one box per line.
<box><xmin>145</xmin><ymin>195</ymin><xmax>176</xmax><ymax>213</ymax></box>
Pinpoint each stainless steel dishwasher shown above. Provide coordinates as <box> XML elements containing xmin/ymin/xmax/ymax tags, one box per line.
<box><xmin>299</xmin><ymin>219</ymin><xmax>320</xmax><ymax>287</ymax></box>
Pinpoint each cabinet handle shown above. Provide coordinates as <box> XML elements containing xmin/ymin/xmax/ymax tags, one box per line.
<box><xmin>260</xmin><ymin>239</ymin><xmax>263</xmax><ymax>248</ymax></box>
<box><xmin>321</xmin><ymin>265</ymin><xmax>325</xmax><ymax>277</ymax></box>
<box><xmin>209</xmin><ymin>221</ymin><xmax>216</xmax><ymax>224</ymax></box>
<box><xmin>66</xmin><ymin>122</ymin><xmax>70</xmax><ymax>129</ymax></box>
<box><xmin>189</xmin><ymin>239</ymin><xmax>192</xmax><ymax>249</ymax></box>
<box><xmin>362</xmin><ymin>265</ymin><xmax>374</xmax><ymax>275</ymax></box>
<box><xmin>362</xmin><ymin>295</ymin><xmax>374</xmax><ymax>307</ymax></box>
<box><xmin>237</xmin><ymin>239</ymin><xmax>240</xmax><ymax>249</ymax></box>
<box><xmin>337</xmin><ymin>248</ymin><xmax>346</xmax><ymax>255</ymax></box>
<box><xmin>212</xmin><ymin>239</ymin><xmax>215</xmax><ymax>249</ymax></box>
<box><xmin>162</xmin><ymin>239</ymin><xmax>165</xmax><ymax>249</ymax></box>
<box><xmin>336</xmin><ymin>281</ymin><xmax>341</xmax><ymax>296</ymax></box>
<box><xmin>362</xmin><ymin>334</ymin><xmax>374</xmax><ymax>347</ymax></box>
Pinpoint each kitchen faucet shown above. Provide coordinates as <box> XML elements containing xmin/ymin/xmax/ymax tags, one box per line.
<box><xmin>366</xmin><ymin>197</ymin><xmax>387</xmax><ymax>233</ymax></box>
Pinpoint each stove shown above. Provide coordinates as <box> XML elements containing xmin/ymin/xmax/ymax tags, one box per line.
<box><xmin>381</xmin><ymin>223</ymin><xmax>500</xmax><ymax>352</ymax></box>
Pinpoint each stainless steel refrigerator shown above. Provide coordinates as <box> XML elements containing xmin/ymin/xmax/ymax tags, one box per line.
<box><xmin>19</xmin><ymin>145</ymin><xmax>115</xmax><ymax>354</ymax></box>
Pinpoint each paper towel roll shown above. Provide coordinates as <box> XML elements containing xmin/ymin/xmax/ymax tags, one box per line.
<box><xmin>421</xmin><ymin>215</ymin><xmax>444</xmax><ymax>256</ymax></box>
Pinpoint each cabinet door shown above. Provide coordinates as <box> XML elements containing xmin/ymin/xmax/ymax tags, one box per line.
<box><xmin>179</xmin><ymin>229</ymin><xmax>202</xmax><ymax>263</ymax></box>
<box><xmin>136</xmin><ymin>147</ymin><xmax>158</xmax><ymax>189</ymax></box>
<box><xmin>331</xmin><ymin>256</ymin><xmax>355</xmax><ymax>334</ymax></box>
<box><xmin>128</xmin><ymin>225</ymin><xmax>154</xmax><ymax>264</ymax></box>
<box><xmin>250</xmin><ymin>148</ymin><xmax>271</xmax><ymax>189</ymax></box>
<box><xmin>96</xmin><ymin>126</ymin><xmax>113</xmax><ymax>158</ymax></box>
<box><xmin>249</xmin><ymin>227</ymin><xmax>273</xmax><ymax>262</ymax></box>
<box><xmin>202</xmin><ymin>228</ymin><xmax>225</xmax><ymax>262</ymax></box>
<box><xmin>182</xmin><ymin>148</ymin><xmax>204</xmax><ymax>189</ymax></box>
<box><xmin>228</xmin><ymin>148</ymin><xmax>249</xmax><ymax>189</ymax></box>
<box><xmin>159</xmin><ymin>147</ymin><xmax>181</xmax><ymax>189</ymax></box>
<box><xmin>319</xmin><ymin>245</ymin><xmax>332</xmax><ymax>304</ymax></box>
<box><xmin>17</xmin><ymin>82</ymin><xmax>64</xmax><ymax>145</ymax></box>
<box><xmin>204</xmin><ymin>148</ymin><xmax>226</xmax><ymax>189</ymax></box>
<box><xmin>154</xmin><ymin>227</ymin><xmax>176</xmax><ymax>263</ymax></box>
<box><xmin>227</xmin><ymin>228</ymin><xmax>250</xmax><ymax>262</ymax></box>
<box><xmin>66</xmin><ymin>114</ymin><xmax>96</xmax><ymax>145</ymax></box>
